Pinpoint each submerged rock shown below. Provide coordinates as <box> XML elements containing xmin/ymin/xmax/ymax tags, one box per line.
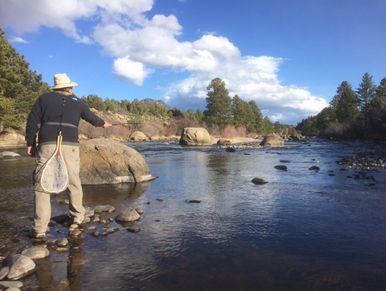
<box><xmin>274</xmin><ymin>165</ymin><xmax>288</xmax><ymax>171</ymax></box>
<box><xmin>21</xmin><ymin>246</ymin><xmax>50</xmax><ymax>260</ymax></box>
<box><xmin>309</xmin><ymin>166</ymin><xmax>320</xmax><ymax>171</ymax></box>
<box><xmin>116</xmin><ymin>210</ymin><xmax>141</xmax><ymax>223</ymax></box>
<box><xmin>94</xmin><ymin>205</ymin><xmax>115</xmax><ymax>213</ymax></box>
<box><xmin>251</xmin><ymin>177</ymin><xmax>268</xmax><ymax>185</ymax></box>
<box><xmin>127</xmin><ymin>226</ymin><xmax>141</xmax><ymax>233</ymax></box>
<box><xmin>80</xmin><ymin>138</ymin><xmax>155</xmax><ymax>184</ymax></box>
<box><xmin>6</xmin><ymin>255</ymin><xmax>36</xmax><ymax>280</ymax></box>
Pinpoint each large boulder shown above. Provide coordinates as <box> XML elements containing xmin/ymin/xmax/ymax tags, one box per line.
<box><xmin>129</xmin><ymin>131</ymin><xmax>148</xmax><ymax>141</ymax></box>
<box><xmin>80</xmin><ymin>138</ymin><xmax>155</xmax><ymax>184</ymax></box>
<box><xmin>260</xmin><ymin>135</ymin><xmax>284</xmax><ymax>147</ymax></box>
<box><xmin>179</xmin><ymin>127</ymin><xmax>213</xmax><ymax>146</ymax></box>
<box><xmin>0</xmin><ymin>130</ymin><xmax>25</xmax><ymax>148</ymax></box>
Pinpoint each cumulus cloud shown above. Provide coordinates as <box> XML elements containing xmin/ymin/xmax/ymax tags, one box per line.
<box><xmin>0</xmin><ymin>0</ymin><xmax>328</xmax><ymax>122</ymax></box>
<box><xmin>113</xmin><ymin>57</ymin><xmax>149</xmax><ymax>86</ymax></box>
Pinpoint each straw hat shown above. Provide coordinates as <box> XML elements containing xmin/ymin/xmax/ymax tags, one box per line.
<box><xmin>52</xmin><ymin>73</ymin><xmax>78</xmax><ymax>90</ymax></box>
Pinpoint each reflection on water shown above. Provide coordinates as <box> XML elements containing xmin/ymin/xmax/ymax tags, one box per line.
<box><xmin>1</xmin><ymin>139</ymin><xmax>386</xmax><ymax>290</ymax></box>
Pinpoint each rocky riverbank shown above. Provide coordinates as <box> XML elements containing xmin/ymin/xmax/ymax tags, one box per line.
<box><xmin>337</xmin><ymin>151</ymin><xmax>386</xmax><ymax>170</ymax></box>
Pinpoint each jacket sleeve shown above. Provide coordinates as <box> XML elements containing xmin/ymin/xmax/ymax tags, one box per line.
<box><xmin>80</xmin><ymin>101</ymin><xmax>105</xmax><ymax>127</ymax></box>
<box><xmin>25</xmin><ymin>97</ymin><xmax>42</xmax><ymax>146</ymax></box>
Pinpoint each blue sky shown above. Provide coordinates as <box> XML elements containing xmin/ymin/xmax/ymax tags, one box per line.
<box><xmin>1</xmin><ymin>0</ymin><xmax>385</xmax><ymax>124</ymax></box>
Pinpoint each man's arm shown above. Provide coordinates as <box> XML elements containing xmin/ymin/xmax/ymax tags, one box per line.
<box><xmin>25</xmin><ymin>97</ymin><xmax>42</xmax><ymax>155</ymax></box>
<box><xmin>80</xmin><ymin>101</ymin><xmax>111</xmax><ymax>128</ymax></box>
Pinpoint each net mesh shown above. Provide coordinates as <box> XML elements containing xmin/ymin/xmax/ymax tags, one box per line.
<box><xmin>40</xmin><ymin>155</ymin><xmax>69</xmax><ymax>193</ymax></box>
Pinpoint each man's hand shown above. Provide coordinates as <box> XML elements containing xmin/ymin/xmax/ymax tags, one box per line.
<box><xmin>27</xmin><ymin>146</ymin><xmax>33</xmax><ymax>156</ymax></box>
<box><xmin>103</xmin><ymin>121</ymin><xmax>112</xmax><ymax>128</ymax></box>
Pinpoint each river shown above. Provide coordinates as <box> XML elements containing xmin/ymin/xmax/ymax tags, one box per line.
<box><xmin>1</xmin><ymin>138</ymin><xmax>386</xmax><ymax>290</ymax></box>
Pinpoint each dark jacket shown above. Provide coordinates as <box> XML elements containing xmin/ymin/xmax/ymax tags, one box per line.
<box><xmin>26</xmin><ymin>91</ymin><xmax>104</xmax><ymax>146</ymax></box>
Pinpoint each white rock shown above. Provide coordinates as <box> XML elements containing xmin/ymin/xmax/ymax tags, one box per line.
<box><xmin>21</xmin><ymin>246</ymin><xmax>50</xmax><ymax>260</ymax></box>
<box><xmin>0</xmin><ymin>267</ymin><xmax>9</xmax><ymax>280</ymax></box>
<box><xmin>0</xmin><ymin>280</ymin><xmax>23</xmax><ymax>288</ymax></box>
<box><xmin>6</xmin><ymin>255</ymin><xmax>36</xmax><ymax>280</ymax></box>
<box><xmin>0</xmin><ymin>151</ymin><xmax>21</xmax><ymax>159</ymax></box>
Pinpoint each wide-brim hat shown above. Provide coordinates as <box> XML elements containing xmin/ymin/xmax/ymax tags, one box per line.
<box><xmin>52</xmin><ymin>73</ymin><xmax>78</xmax><ymax>89</ymax></box>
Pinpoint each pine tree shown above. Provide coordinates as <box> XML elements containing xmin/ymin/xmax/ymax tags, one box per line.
<box><xmin>357</xmin><ymin>72</ymin><xmax>376</xmax><ymax>110</ymax></box>
<box><xmin>204</xmin><ymin>78</ymin><xmax>232</xmax><ymax>128</ymax></box>
<box><xmin>334</xmin><ymin>81</ymin><xmax>359</xmax><ymax>123</ymax></box>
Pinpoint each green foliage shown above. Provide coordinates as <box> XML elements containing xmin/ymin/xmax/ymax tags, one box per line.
<box><xmin>333</xmin><ymin>81</ymin><xmax>359</xmax><ymax>123</ymax></box>
<box><xmin>0</xmin><ymin>28</ymin><xmax>49</xmax><ymax>128</ymax></box>
<box><xmin>297</xmin><ymin>74</ymin><xmax>386</xmax><ymax>139</ymax></box>
<box><xmin>204</xmin><ymin>78</ymin><xmax>233</xmax><ymax>128</ymax></box>
<box><xmin>357</xmin><ymin>73</ymin><xmax>376</xmax><ymax>110</ymax></box>
<box><xmin>82</xmin><ymin>95</ymin><xmax>106</xmax><ymax>111</ymax></box>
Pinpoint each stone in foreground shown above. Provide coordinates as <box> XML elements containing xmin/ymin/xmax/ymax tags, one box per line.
<box><xmin>21</xmin><ymin>246</ymin><xmax>50</xmax><ymax>260</ymax></box>
<box><xmin>80</xmin><ymin>138</ymin><xmax>155</xmax><ymax>184</ymax></box>
<box><xmin>6</xmin><ymin>255</ymin><xmax>36</xmax><ymax>280</ymax></box>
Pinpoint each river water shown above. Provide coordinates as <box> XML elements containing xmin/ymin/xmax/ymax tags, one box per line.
<box><xmin>1</xmin><ymin>139</ymin><xmax>386</xmax><ymax>290</ymax></box>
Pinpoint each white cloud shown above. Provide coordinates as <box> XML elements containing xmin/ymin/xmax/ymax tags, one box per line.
<box><xmin>113</xmin><ymin>57</ymin><xmax>149</xmax><ymax>86</ymax></box>
<box><xmin>9</xmin><ymin>36</ymin><xmax>28</xmax><ymax>44</ymax></box>
<box><xmin>0</xmin><ymin>0</ymin><xmax>328</xmax><ymax>123</ymax></box>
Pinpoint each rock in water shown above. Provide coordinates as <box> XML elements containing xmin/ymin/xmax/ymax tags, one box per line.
<box><xmin>179</xmin><ymin>127</ymin><xmax>213</xmax><ymax>146</ymax></box>
<box><xmin>0</xmin><ymin>151</ymin><xmax>21</xmax><ymax>159</ymax></box>
<box><xmin>129</xmin><ymin>131</ymin><xmax>148</xmax><ymax>141</ymax></box>
<box><xmin>251</xmin><ymin>177</ymin><xmax>268</xmax><ymax>185</ymax></box>
<box><xmin>6</xmin><ymin>255</ymin><xmax>36</xmax><ymax>280</ymax></box>
<box><xmin>274</xmin><ymin>165</ymin><xmax>287</xmax><ymax>171</ymax></box>
<box><xmin>0</xmin><ymin>280</ymin><xmax>23</xmax><ymax>288</ymax></box>
<box><xmin>116</xmin><ymin>210</ymin><xmax>141</xmax><ymax>222</ymax></box>
<box><xmin>80</xmin><ymin>138</ymin><xmax>155</xmax><ymax>184</ymax></box>
<box><xmin>260</xmin><ymin>135</ymin><xmax>284</xmax><ymax>147</ymax></box>
<box><xmin>0</xmin><ymin>266</ymin><xmax>9</xmax><ymax>280</ymax></box>
<box><xmin>94</xmin><ymin>205</ymin><xmax>115</xmax><ymax>213</ymax></box>
<box><xmin>21</xmin><ymin>246</ymin><xmax>50</xmax><ymax>259</ymax></box>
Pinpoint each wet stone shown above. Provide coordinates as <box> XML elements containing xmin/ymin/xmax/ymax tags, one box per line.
<box><xmin>280</xmin><ymin>160</ymin><xmax>291</xmax><ymax>163</ymax></box>
<box><xmin>185</xmin><ymin>199</ymin><xmax>201</xmax><ymax>203</ymax></box>
<box><xmin>127</xmin><ymin>226</ymin><xmax>141</xmax><ymax>233</ymax></box>
<box><xmin>0</xmin><ymin>281</ymin><xmax>23</xmax><ymax>288</ymax></box>
<box><xmin>0</xmin><ymin>266</ymin><xmax>9</xmax><ymax>280</ymax></box>
<box><xmin>55</xmin><ymin>247</ymin><xmax>68</xmax><ymax>252</ymax></box>
<box><xmin>135</xmin><ymin>207</ymin><xmax>144</xmax><ymax>215</ymax></box>
<box><xmin>156</xmin><ymin>198</ymin><xmax>164</xmax><ymax>202</ymax></box>
<box><xmin>21</xmin><ymin>246</ymin><xmax>50</xmax><ymax>260</ymax></box>
<box><xmin>309</xmin><ymin>166</ymin><xmax>320</xmax><ymax>171</ymax></box>
<box><xmin>6</xmin><ymin>255</ymin><xmax>36</xmax><ymax>280</ymax></box>
<box><xmin>70</xmin><ymin>229</ymin><xmax>82</xmax><ymax>237</ymax></box>
<box><xmin>274</xmin><ymin>165</ymin><xmax>287</xmax><ymax>171</ymax></box>
<box><xmin>92</xmin><ymin>231</ymin><xmax>101</xmax><ymax>237</ymax></box>
<box><xmin>116</xmin><ymin>210</ymin><xmax>141</xmax><ymax>223</ymax></box>
<box><xmin>69</xmin><ymin>224</ymin><xmax>79</xmax><ymax>232</ymax></box>
<box><xmin>94</xmin><ymin>205</ymin><xmax>115</xmax><ymax>213</ymax></box>
<box><xmin>57</xmin><ymin>238</ymin><xmax>69</xmax><ymax>247</ymax></box>
<box><xmin>251</xmin><ymin>177</ymin><xmax>268</xmax><ymax>185</ymax></box>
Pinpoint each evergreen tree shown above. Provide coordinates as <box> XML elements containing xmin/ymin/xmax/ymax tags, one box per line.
<box><xmin>334</xmin><ymin>81</ymin><xmax>359</xmax><ymax>123</ymax></box>
<box><xmin>204</xmin><ymin>78</ymin><xmax>232</xmax><ymax>128</ymax></box>
<box><xmin>0</xmin><ymin>28</ymin><xmax>49</xmax><ymax>128</ymax></box>
<box><xmin>357</xmin><ymin>72</ymin><xmax>376</xmax><ymax>110</ymax></box>
<box><xmin>247</xmin><ymin>100</ymin><xmax>263</xmax><ymax>132</ymax></box>
<box><xmin>232</xmin><ymin>95</ymin><xmax>249</xmax><ymax>127</ymax></box>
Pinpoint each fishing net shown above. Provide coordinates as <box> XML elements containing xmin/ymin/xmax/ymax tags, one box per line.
<box><xmin>40</xmin><ymin>154</ymin><xmax>69</xmax><ymax>193</ymax></box>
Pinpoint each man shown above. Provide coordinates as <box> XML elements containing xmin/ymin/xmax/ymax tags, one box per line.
<box><xmin>26</xmin><ymin>73</ymin><xmax>111</xmax><ymax>238</ymax></box>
